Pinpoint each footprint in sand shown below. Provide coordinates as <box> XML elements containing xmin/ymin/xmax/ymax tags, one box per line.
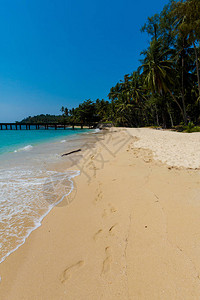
<box><xmin>94</xmin><ymin>184</ymin><xmax>103</xmax><ymax>204</ymax></box>
<box><xmin>110</xmin><ymin>206</ymin><xmax>117</xmax><ymax>213</ymax></box>
<box><xmin>101</xmin><ymin>247</ymin><xmax>112</xmax><ymax>275</ymax></box>
<box><xmin>108</xmin><ymin>203</ymin><xmax>117</xmax><ymax>213</ymax></box>
<box><xmin>60</xmin><ymin>260</ymin><xmax>84</xmax><ymax>283</ymax></box>
<box><xmin>93</xmin><ymin>229</ymin><xmax>103</xmax><ymax>241</ymax></box>
<box><xmin>102</xmin><ymin>205</ymin><xmax>117</xmax><ymax>218</ymax></box>
<box><xmin>109</xmin><ymin>223</ymin><xmax>118</xmax><ymax>235</ymax></box>
<box><xmin>143</xmin><ymin>157</ymin><xmax>152</xmax><ymax>163</ymax></box>
<box><xmin>102</xmin><ymin>209</ymin><xmax>108</xmax><ymax>218</ymax></box>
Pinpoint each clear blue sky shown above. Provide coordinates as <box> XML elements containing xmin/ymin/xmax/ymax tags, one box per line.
<box><xmin>0</xmin><ymin>0</ymin><xmax>169</xmax><ymax>122</ymax></box>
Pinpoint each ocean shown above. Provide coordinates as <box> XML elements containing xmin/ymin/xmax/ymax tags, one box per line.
<box><xmin>0</xmin><ymin>127</ymin><xmax>89</xmax><ymax>155</ymax></box>
<box><xmin>0</xmin><ymin>128</ymin><xmax>91</xmax><ymax>264</ymax></box>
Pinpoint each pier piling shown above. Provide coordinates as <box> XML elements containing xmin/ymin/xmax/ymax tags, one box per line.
<box><xmin>0</xmin><ymin>122</ymin><xmax>96</xmax><ymax>130</ymax></box>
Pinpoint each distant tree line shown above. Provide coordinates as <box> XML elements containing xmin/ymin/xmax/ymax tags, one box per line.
<box><xmin>20</xmin><ymin>114</ymin><xmax>63</xmax><ymax>124</ymax></box>
<box><xmin>60</xmin><ymin>99</ymin><xmax>110</xmax><ymax>124</ymax></box>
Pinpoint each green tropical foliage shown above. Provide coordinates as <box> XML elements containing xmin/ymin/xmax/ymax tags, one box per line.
<box><xmin>59</xmin><ymin>0</ymin><xmax>200</xmax><ymax>129</ymax></box>
<box><xmin>21</xmin><ymin>114</ymin><xmax>63</xmax><ymax>124</ymax></box>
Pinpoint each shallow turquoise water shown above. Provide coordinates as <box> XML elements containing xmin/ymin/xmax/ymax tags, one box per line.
<box><xmin>0</xmin><ymin>128</ymin><xmax>88</xmax><ymax>155</ymax></box>
<box><xmin>0</xmin><ymin>127</ymin><xmax>93</xmax><ymax>264</ymax></box>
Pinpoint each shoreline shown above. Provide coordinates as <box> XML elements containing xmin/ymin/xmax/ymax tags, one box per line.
<box><xmin>0</xmin><ymin>129</ymin><xmax>100</xmax><ymax>265</ymax></box>
<box><xmin>0</xmin><ymin>170</ymin><xmax>80</xmax><ymax>266</ymax></box>
<box><xmin>0</xmin><ymin>128</ymin><xmax>200</xmax><ymax>299</ymax></box>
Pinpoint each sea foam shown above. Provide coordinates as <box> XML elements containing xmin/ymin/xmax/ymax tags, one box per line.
<box><xmin>14</xmin><ymin>145</ymin><xmax>33</xmax><ymax>152</ymax></box>
<box><xmin>0</xmin><ymin>167</ymin><xmax>79</xmax><ymax>264</ymax></box>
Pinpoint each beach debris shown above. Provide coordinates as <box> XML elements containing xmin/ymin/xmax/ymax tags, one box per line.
<box><xmin>61</xmin><ymin>149</ymin><xmax>81</xmax><ymax>157</ymax></box>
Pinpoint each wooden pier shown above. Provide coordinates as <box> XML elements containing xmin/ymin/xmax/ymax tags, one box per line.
<box><xmin>0</xmin><ymin>122</ymin><xmax>96</xmax><ymax>130</ymax></box>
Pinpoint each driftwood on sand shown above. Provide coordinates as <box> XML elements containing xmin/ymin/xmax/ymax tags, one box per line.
<box><xmin>61</xmin><ymin>149</ymin><xmax>81</xmax><ymax>157</ymax></box>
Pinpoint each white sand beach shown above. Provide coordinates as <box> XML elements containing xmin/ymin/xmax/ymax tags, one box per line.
<box><xmin>0</xmin><ymin>127</ymin><xmax>200</xmax><ymax>299</ymax></box>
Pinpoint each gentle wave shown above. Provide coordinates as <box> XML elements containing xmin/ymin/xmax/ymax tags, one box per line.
<box><xmin>14</xmin><ymin>145</ymin><xmax>33</xmax><ymax>152</ymax></box>
<box><xmin>93</xmin><ymin>128</ymin><xmax>100</xmax><ymax>134</ymax></box>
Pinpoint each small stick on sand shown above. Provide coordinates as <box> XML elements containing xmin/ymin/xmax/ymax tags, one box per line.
<box><xmin>61</xmin><ymin>149</ymin><xmax>81</xmax><ymax>157</ymax></box>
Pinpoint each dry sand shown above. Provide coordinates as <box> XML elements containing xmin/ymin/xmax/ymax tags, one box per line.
<box><xmin>127</xmin><ymin>128</ymin><xmax>200</xmax><ymax>169</ymax></box>
<box><xmin>0</xmin><ymin>128</ymin><xmax>200</xmax><ymax>299</ymax></box>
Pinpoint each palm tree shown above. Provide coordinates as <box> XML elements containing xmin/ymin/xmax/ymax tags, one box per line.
<box><xmin>64</xmin><ymin>108</ymin><xmax>68</xmax><ymax>117</ymax></box>
<box><xmin>130</xmin><ymin>72</ymin><xmax>146</xmax><ymax>103</ymax></box>
<box><xmin>140</xmin><ymin>39</ymin><xmax>185</xmax><ymax>124</ymax></box>
<box><xmin>173</xmin><ymin>0</ymin><xmax>200</xmax><ymax>99</ymax></box>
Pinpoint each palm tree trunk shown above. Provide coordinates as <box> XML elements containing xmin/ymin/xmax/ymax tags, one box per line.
<box><xmin>193</xmin><ymin>41</ymin><xmax>200</xmax><ymax>97</ymax></box>
<box><xmin>155</xmin><ymin>105</ymin><xmax>159</xmax><ymax>126</ymax></box>
<box><xmin>168</xmin><ymin>89</ymin><xmax>185</xmax><ymax>121</ymax></box>
<box><xmin>162</xmin><ymin>110</ymin><xmax>167</xmax><ymax>129</ymax></box>
<box><xmin>181</xmin><ymin>46</ymin><xmax>187</xmax><ymax>125</ymax></box>
<box><xmin>145</xmin><ymin>111</ymin><xmax>149</xmax><ymax>125</ymax></box>
<box><xmin>151</xmin><ymin>107</ymin><xmax>156</xmax><ymax>125</ymax></box>
<box><xmin>167</xmin><ymin>102</ymin><xmax>174</xmax><ymax>128</ymax></box>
